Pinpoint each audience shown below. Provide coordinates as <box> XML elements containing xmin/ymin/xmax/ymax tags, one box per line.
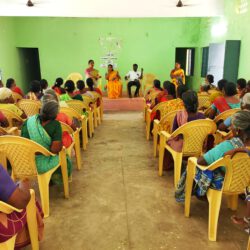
<box><xmin>40</xmin><ymin>79</ymin><xmax>49</xmax><ymax>95</ymax></box>
<box><xmin>0</xmin><ymin>87</ymin><xmax>26</xmax><ymax>119</ymax></box>
<box><xmin>6</xmin><ymin>78</ymin><xmax>24</xmax><ymax>96</ymax></box>
<box><xmin>21</xmin><ymin>99</ymin><xmax>72</xmax><ymax>185</ymax></box>
<box><xmin>0</xmin><ymin>165</ymin><xmax>44</xmax><ymax>248</ymax></box>
<box><xmin>176</xmin><ymin>110</ymin><xmax>250</xmax><ymax>202</ymax></box>
<box><xmin>75</xmin><ymin>80</ymin><xmax>87</xmax><ymax>95</ymax></box>
<box><xmin>25</xmin><ymin>80</ymin><xmax>42</xmax><ymax>100</ymax></box>
<box><xmin>209</xmin><ymin>81</ymin><xmax>240</xmax><ymax>119</ymax></box>
<box><xmin>52</xmin><ymin>77</ymin><xmax>66</xmax><ymax>95</ymax></box>
<box><xmin>200</xmin><ymin>74</ymin><xmax>215</xmax><ymax>93</ymax></box>
<box><xmin>155</xmin><ymin>81</ymin><xmax>176</xmax><ymax>105</ymax></box>
<box><xmin>60</xmin><ymin>80</ymin><xmax>83</xmax><ymax>101</ymax></box>
<box><xmin>209</xmin><ymin>79</ymin><xmax>227</xmax><ymax>103</ymax></box>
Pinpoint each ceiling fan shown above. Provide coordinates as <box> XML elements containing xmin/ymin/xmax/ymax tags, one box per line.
<box><xmin>27</xmin><ymin>0</ymin><xmax>34</xmax><ymax>7</ymax></box>
<box><xmin>176</xmin><ymin>0</ymin><xmax>198</xmax><ymax>7</ymax></box>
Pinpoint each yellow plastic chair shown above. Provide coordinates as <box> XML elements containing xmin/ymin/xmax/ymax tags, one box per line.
<box><xmin>141</xmin><ymin>73</ymin><xmax>156</xmax><ymax>94</ymax></box>
<box><xmin>66</xmin><ymin>72</ymin><xmax>83</xmax><ymax>85</ymax></box>
<box><xmin>0</xmin><ymin>136</ymin><xmax>69</xmax><ymax>218</ymax></box>
<box><xmin>152</xmin><ymin>109</ymin><xmax>181</xmax><ymax>157</ymax></box>
<box><xmin>82</xmin><ymin>95</ymin><xmax>99</xmax><ymax>128</ymax></box>
<box><xmin>0</xmin><ymin>126</ymin><xmax>19</xmax><ymax>135</ymax></box>
<box><xmin>125</xmin><ymin>79</ymin><xmax>143</xmax><ymax>97</ymax></box>
<box><xmin>198</xmin><ymin>93</ymin><xmax>211</xmax><ymax>110</ymax></box>
<box><xmin>60</xmin><ymin>121</ymin><xmax>82</xmax><ymax>170</ymax></box>
<box><xmin>17</xmin><ymin>99</ymin><xmax>41</xmax><ymax>117</ymax></box>
<box><xmin>0</xmin><ymin>108</ymin><xmax>24</xmax><ymax>128</ymax></box>
<box><xmin>66</xmin><ymin>100</ymin><xmax>94</xmax><ymax>138</ymax></box>
<box><xmin>214</xmin><ymin>108</ymin><xmax>240</xmax><ymax>145</ymax></box>
<box><xmin>0</xmin><ymin>189</ymin><xmax>39</xmax><ymax>250</ymax></box>
<box><xmin>184</xmin><ymin>153</ymin><xmax>250</xmax><ymax>241</ymax></box>
<box><xmin>89</xmin><ymin>91</ymin><xmax>103</xmax><ymax>122</ymax></box>
<box><xmin>60</xmin><ymin>107</ymin><xmax>88</xmax><ymax>150</ymax></box>
<box><xmin>12</xmin><ymin>92</ymin><xmax>23</xmax><ymax>103</ymax></box>
<box><xmin>158</xmin><ymin>119</ymin><xmax>217</xmax><ymax>187</ymax></box>
<box><xmin>248</xmin><ymin>237</ymin><xmax>250</xmax><ymax>250</ymax></box>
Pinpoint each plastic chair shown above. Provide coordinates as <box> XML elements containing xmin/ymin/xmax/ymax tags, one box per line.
<box><xmin>66</xmin><ymin>100</ymin><xmax>94</xmax><ymax>138</ymax></box>
<box><xmin>60</xmin><ymin>121</ymin><xmax>82</xmax><ymax>170</ymax></box>
<box><xmin>17</xmin><ymin>99</ymin><xmax>41</xmax><ymax>117</ymax></box>
<box><xmin>143</xmin><ymin>91</ymin><xmax>160</xmax><ymax>124</ymax></box>
<box><xmin>152</xmin><ymin>110</ymin><xmax>181</xmax><ymax>157</ymax></box>
<box><xmin>198</xmin><ymin>93</ymin><xmax>211</xmax><ymax>110</ymax></box>
<box><xmin>125</xmin><ymin>79</ymin><xmax>143</xmax><ymax>97</ymax></box>
<box><xmin>141</xmin><ymin>73</ymin><xmax>156</xmax><ymax>93</ymax></box>
<box><xmin>0</xmin><ymin>189</ymin><xmax>39</xmax><ymax>250</ymax></box>
<box><xmin>0</xmin><ymin>136</ymin><xmax>69</xmax><ymax>218</ymax></box>
<box><xmin>82</xmin><ymin>95</ymin><xmax>99</xmax><ymax>128</ymax></box>
<box><xmin>158</xmin><ymin>119</ymin><xmax>217</xmax><ymax>187</ymax></box>
<box><xmin>0</xmin><ymin>126</ymin><xmax>19</xmax><ymax>135</ymax></box>
<box><xmin>12</xmin><ymin>92</ymin><xmax>23</xmax><ymax>103</ymax></box>
<box><xmin>184</xmin><ymin>153</ymin><xmax>250</xmax><ymax>241</ymax></box>
<box><xmin>66</xmin><ymin>72</ymin><xmax>83</xmax><ymax>85</ymax></box>
<box><xmin>214</xmin><ymin>108</ymin><xmax>240</xmax><ymax>145</ymax></box>
<box><xmin>0</xmin><ymin>108</ymin><xmax>24</xmax><ymax>128</ymax></box>
<box><xmin>60</xmin><ymin>107</ymin><xmax>88</xmax><ymax>150</ymax></box>
<box><xmin>88</xmin><ymin>91</ymin><xmax>103</xmax><ymax>122</ymax></box>
<box><xmin>146</xmin><ymin>100</ymin><xmax>184</xmax><ymax>140</ymax></box>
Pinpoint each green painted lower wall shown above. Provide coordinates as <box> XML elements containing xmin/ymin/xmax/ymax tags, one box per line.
<box><xmin>13</xmin><ymin>17</ymin><xmax>201</xmax><ymax>90</ymax></box>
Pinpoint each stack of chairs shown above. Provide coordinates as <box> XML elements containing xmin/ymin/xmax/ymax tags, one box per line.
<box><xmin>144</xmin><ymin>87</ymin><xmax>250</xmax><ymax>244</ymax></box>
<box><xmin>0</xmin><ymin>87</ymin><xmax>104</xmax><ymax>248</ymax></box>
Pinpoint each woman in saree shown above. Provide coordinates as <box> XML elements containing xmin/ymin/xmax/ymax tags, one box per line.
<box><xmin>85</xmin><ymin>60</ymin><xmax>101</xmax><ymax>88</ymax></box>
<box><xmin>163</xmin><ymin>90</ymin><xmax>205</xmax><ymax>170</ymax></box>
<box><xmin>105</xmin><ymin>64</ymin><xmax>122</xmax><ymax>99</ymax></box>
<box><xmin>52</xmin><ymin>77</ymin><xmax>66</xmax><ymax>95</ymax></box>
<box><xmin>170</xmin><ymin>62</ymin><xmax>185</xmax><ymax>88</ymax></box>
<box><xmin>209</xmin><ymin>79</ymin><xmax>227</xmax><ymax>103</ymax></box>
<box><xmin>60</xmin><ymin>80</ymin><xmax>83</xmax><ymax>101</ymax></box>
<box><xmin>175</xmin><ymin>110</ymin><xmax>250</xmax><ymax>202</ymax></box>
<box><xmin>21</xmin><ymin>99</ymin><xmax>72</xmax><ymax>185</ymax></box>
<box><xmin>25</xmin><ymin>80</ymin><xmax>42</xmax><ymax>100</ymax></box>
<box><xmin>209</xmin><ymin>81</ymin><xmax>241</xmax><ymax>119</ymax></box>
<box><xmin>0</xmin><ymin>165</ymin><xmax>44</xmax><ymax>248</ymax></box>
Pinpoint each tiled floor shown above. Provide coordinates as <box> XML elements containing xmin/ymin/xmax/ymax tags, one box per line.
<box><xmin>37</xmin><ymin>111</ymin><xmax>249</xmax><ymax>250</ymax></box>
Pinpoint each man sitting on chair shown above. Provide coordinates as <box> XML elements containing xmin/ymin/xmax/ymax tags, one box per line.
<box><xmin>125</xmin><ymin>64</ymin><xmax>143</xmax><ymax>98</ymax></box>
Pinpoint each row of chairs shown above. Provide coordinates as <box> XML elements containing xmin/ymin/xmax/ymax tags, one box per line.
<box><xmin>0</xmin><ymin>93</ymin><xmax>104</xmax><ymax>249</ymax></box>
<box><xmin>144</xmin><ymin>90</ymin><xmax>250</xmax><ymax>243</ymax></box>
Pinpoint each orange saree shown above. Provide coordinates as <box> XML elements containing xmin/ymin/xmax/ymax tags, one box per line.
<box><xmin>107</xmin><ymin>71</ymin><xmax>122</xmax><ymax>99</ymax></box>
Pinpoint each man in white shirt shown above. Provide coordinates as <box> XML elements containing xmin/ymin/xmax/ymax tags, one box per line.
<box><xmin>125</xmin><ymin>64</ymin><xmax>143</xmax><ymax>98</ymax></box>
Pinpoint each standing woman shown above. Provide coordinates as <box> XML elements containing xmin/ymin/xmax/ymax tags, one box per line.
<box><xmin>85</xmin><ymin>60</ymin><xmax>101</xmax><ymax>88</ymax></box>
<box><xmin>170</xmin><ymin>62</ymin><xmax>185</xmax><ymax>88</ymax></box>
<box><xmin>105</xmin><ymin>64</ymin><xmax>122</xmax><ymax>99</ymax></box>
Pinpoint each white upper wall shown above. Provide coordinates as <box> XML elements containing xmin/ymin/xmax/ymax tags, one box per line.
<box><xmin>0</xmin><ymin>0</ymin><xmax>224</xmax><ymax>17</ymax></box>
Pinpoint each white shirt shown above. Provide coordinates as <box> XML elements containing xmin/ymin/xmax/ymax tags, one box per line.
<box><xmin>126</xmin><ymin>70</ymin><xmax>141</xmax><ymax>81</ymax></box>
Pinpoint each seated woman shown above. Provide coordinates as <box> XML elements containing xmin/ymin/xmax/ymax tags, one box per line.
<box><xmin>145</xmin><ymin>79</ymin><xmax>163</xmax><ymax>105</ymax></box>
<box><xmin>6</xmin><ymin>78</ymin><xmax>24</xmax><ymax>97</ymax></box>
<box><xmin>52</xmin><ymin>77</ymin><xmax>66</xmax><ymax>95</ymax></box>
<box><xmin>209</xmin><ymin>81</ymin><xmax>241</xmax><ymax>119</ymax></box>
<box><xmin>60</xmin><ymin>80</ymin><xmax>83</xmax><ymax>101</ymax></box>
<box><xmin>21</xmin><ymin>99</ymin><xmax>72</xmax><ymax>184</ymax></box>
<box><xmin>0</xmin><ymin>87</ymin><xmax>27</xmax><ymax>119</ymax></box>
<box><xmin>75</xmin><ymin>80</ymin><xmax>88</xmax><ymax>95</ymax></box>
<box><xmin>209</xmin><ymin>79</ymin><xmax>227</xmax><ymax>103</ymax></box>
<box><xmin>0</xmin><ymin>165</ymin><xmax>44</xmax><ymax>248</ymax></box>
<box><xmin>25</xmin><ymin>80</ymin><xmax>42</xmax><ymax>100</ymax></box>
<box><xmin>40</xmin><ymin>79</ymin><xmax>48</xmax><ymax>96</ymax></box>
<box><xmin>218</xmin><ymin>93</ymin><xmax>250</xmax><ymax>132</ymax></box>
<box><xmin>237</xmin><ymin>78</ymin><xmax>247</xmax><ymax>99</ymax></box>
<box><xmin>105</xmin><ymin>64</ymin><xmax>122</xmax><ymax>99</ymax></box>
<box><xmin>200</xmin><ymin>74</ymin><xmax>215</xmax><ymax>93</ymax></box>
<box><xmin>42</xmin><ymin>90</ymin><xmax>76</xmax><ymax>148</ymax></box>
<box><xmin>164</xmin><ymin>90</ymin><xmax>205</xmax><ymax>169</ymax></box>
<box><xmin>150</xmin><ymin>81</ymin><xmax>177</xmax><ymax>121</ymax></box>
<box><xmin>85</xmin><ymin>78</ymin><xmax>103</xmax><ymax>107</ymax></box>
<box><xmin>175</xmin><ymin>110</ymin><xmax>250</xmax><ymax>202</ymax></box>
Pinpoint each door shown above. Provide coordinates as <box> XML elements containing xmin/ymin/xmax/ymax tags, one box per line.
<box><xmin>18</xmin><ymin>48</ymin><xmax>41</xmax><ymax>92</ymax></box>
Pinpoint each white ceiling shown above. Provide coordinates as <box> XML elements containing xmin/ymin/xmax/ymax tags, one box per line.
<box><xmin>0</xmin><ymin>0</ymin><xmax>224</xmax><ymax>18</ymax></box>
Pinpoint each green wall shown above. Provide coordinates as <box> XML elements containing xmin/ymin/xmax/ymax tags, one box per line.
<box><xmin>0</xmin><ymin>17</ymin><xmax>22</xmax><ymax>86</ymax></box>
<box><xmin>194</xmin><ymin>0</ymin><xmax>250</xmax><ymax>90</ymax></box>
<box><xmin>12</xmin><ymin>17</ymin><xmax>201</xmax><ymax>91</ymax></box>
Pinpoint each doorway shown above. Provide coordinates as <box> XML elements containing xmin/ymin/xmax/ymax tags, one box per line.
<box><xmin>18</xmin><ymin>48</ymin><xmax>41</xmax><ymax>92</ymax></box>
